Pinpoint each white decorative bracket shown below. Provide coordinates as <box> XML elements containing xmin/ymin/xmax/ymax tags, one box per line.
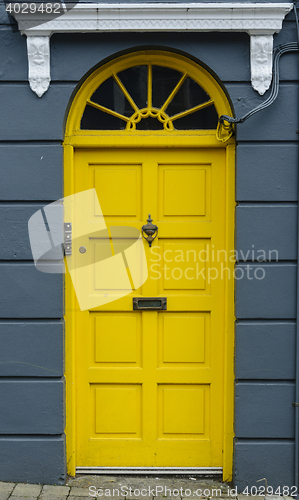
<box><xmin>27</xmin><ymin>35</ymin><xmax>50</xmax><ymax>97</ymax></box>
<box><xmin>250</xmin><ymin>35</ymin><xmax>274</xmax><ymax>95</ymax></box>
<box><xmin>12</xmin><ymin>2</ymin><xmax>293</xmax><ymax>97</ymax></box>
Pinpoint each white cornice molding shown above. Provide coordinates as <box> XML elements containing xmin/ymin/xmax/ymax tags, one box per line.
<box><xmin>16</xmin><ymin>3</ymin><xmax>293</xmax><ymax>35</ymax></box>
<box><xmin>12</xmin><ymin>2</ymin><xmax>293</xmax><ymax>96</ymax></box>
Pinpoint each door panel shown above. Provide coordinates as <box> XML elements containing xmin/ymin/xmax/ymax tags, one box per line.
<box><xmin>94</xmin><ymin>165</ymin><xmax>142</xmax><ymax>219</ymax></box>
<box><xmin>158</xmin><ymin>165</ymin><xmax>210</xmax><ymax>220</ymax></box>
<box><xmin>74</xmin><ymin>148</ymin><xmax>226</xmax><ymax>467</ymax></box>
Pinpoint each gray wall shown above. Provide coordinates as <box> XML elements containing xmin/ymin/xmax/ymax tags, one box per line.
<box><xmin>0</xmin><ymin>0</ymin><xmax>297</xmax><ymax>488</ymax></box>
<box><xmin>234</xmin><ymin>12</ymin><xmax>298</xmax><ymax>490</ymax></box>
<box><xmin>0</xmin><ymin>0</ymin><xmax>65</xmax><ymax>484</ymax></box>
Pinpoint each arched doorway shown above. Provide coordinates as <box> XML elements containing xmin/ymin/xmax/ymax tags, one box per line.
<box><xmin>64</xmin><ymin>51</ymin><xmax>235</xmax><ymax>481</ymax></box>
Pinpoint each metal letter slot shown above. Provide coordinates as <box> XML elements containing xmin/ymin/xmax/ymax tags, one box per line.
<box><xmin>133</xmin><ymin>297</ymin><xmax>167</xmax><ymax>310</ymax></box>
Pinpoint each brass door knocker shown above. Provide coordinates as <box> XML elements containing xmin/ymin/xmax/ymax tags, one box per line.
<box><xmin>142</xmin><ymin>215</ymin><xmax>158</xmax><ymax>247</ymax></box>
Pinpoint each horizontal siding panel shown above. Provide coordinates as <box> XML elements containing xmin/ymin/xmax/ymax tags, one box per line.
<box><xmin>236</xmin><ymin>144</ymin><xmax>298</xmax><ymax>202</ymax></box>
<box><xmin>226</xmin><ymin>84</ymin><xmax>299</xmax><ymax>142</ymax></box>
<box><xmin>0</xmin><ymin>436</ymin><xmax>65</xmax><ymax>485</ymax></box>
<box><xmin>0</xmin><ymin>203</ymin><xmax>64</xmax><ymax>260</ymax></box>
<box><xmin>235</xmin><ymin>382</ymin><xmax>295</xmax><ymax>438</ymax></box>
<box><xmin>0</xmin><ymin>322</ymin><xmax>63</xmax><ymax>376</ymax></box>
<box><xmin>236</xmin><ymin>206</ymin><xmax>297</xmax><ymax>261</ymax></box>
<box><xmin>0</xmin><ymin>145</ymin><xmax>62</xmax><ymax>200</ymax></box>
<box><xmin>0</xmin><ymin>5</ymin><xmax>14</xmax><ymax>24</ymax></box>
<box><xmin>278</xmin><ymin>51</ymin><xmax>299</xmax><ymax>81</ymax></box>
<box><xmin>274</xmin><ymin>25</ymin><xmax>299</xmax><ymax>81</ymax></box>
<box><xmin>2</xmin><ymin>73</ymin><xmax>296</xmax><ymax>145</ymax></box>
<box><xmin>0</xmin><ymin>29</ymin><xmax>249</xmax><ymax>83</ymax></box>
<box><xmin>0</xmin><ymin>84</ymin><xmax>76</xmax><ymax>141</ymax></box>
<box><xmin>52</xmin><ymin>26</ymin><xmax>298</xmax><ymax>83</ymax></box>
<box><xmin>236</xmin><ymin>322</ymin><xmax>296</xmax><ymax>379</ymax></box>
<box><xmin>0</xmin><ymin>29</ymin><xmax>27</xmax><ymax>80</ymax></box>
<box><xmin>0</xmin><ymin>204</ymin><xmax>44</xmax><ymax>260</ymax></box>
<box><xmin>51</xmin><ymin>31</ymin><xmax>250</xmax><ymax>82</ymax></box>
<box><xmin>0</xmin><ymin>264</ymin><xmax>63</xmax><ymax>318</ymax></box>
<box><xmin>234</xmin><ymin>440</ymin><xmax>295</xmax><ymax>490</ymax></box>
<box><xmin>0</xmin><ymin>380</ymin><xmax>64</xmax><ymax>434</ymax></box>
<box><xmin>236</xmin><ymin>264</ymin><xmax>296</xmax><ymax>319</ymax></box>
<box><xmin>1</xmin><ymin>25</ymin><xmax>295</xmax><ymax>82</ymax></box>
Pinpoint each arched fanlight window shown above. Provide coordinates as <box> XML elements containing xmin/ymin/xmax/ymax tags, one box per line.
<box><xmin>81</xmin><ymin>64</ymin><xmax>218</xmax><ymax>131</ymax></box>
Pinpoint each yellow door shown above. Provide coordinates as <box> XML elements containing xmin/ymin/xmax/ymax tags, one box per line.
<box><xmin>73</xmin><ymin>146</ymin><xmax>228</xmax><ymax>467</ymax></box>
<box><xmin>64</xmin><ymin>51</ymin><xmax>235</xmax><ymax>478</ymax></box>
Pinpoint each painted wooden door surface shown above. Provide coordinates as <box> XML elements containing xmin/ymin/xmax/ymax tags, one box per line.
<box><xmin>74</xmin><ymin>147</ymin><xmax>226</xmax><ymax>467</ymax></box>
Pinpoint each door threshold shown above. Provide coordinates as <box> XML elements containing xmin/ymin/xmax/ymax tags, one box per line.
<box><xmin>76</xmin><ymin>467</ymin><xmax>223</xmax><ymax>475</ymax></box>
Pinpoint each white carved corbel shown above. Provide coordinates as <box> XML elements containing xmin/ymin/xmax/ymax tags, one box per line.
<box><xmin>27</xmin><ymin>35</ymin><xmax>50</xmax><ymax>97</ymax></box>
<box><xmin>250</xmin><ymin>35</ymin><xmax>273</xmax><ymax>95</ymax></box>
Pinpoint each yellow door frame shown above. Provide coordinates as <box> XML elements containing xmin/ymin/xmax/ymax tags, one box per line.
<box><xmin>63</xmin><ymin>50</ymin><xmax>235</xmax><ymax>481</ymax></box>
